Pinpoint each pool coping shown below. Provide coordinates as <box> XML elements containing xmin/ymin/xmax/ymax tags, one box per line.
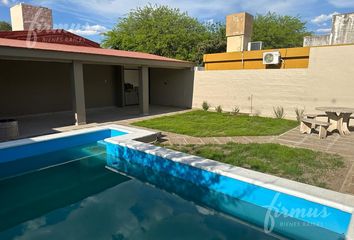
<box><xmin>0</xmin><ymin>124</ymin><xmax>157</xmax><ymax>150</ymax></box>
<box><xmin>1</xmin><ymin>124</ymin><xmax>353</xmax><ymax>239</ymax></box>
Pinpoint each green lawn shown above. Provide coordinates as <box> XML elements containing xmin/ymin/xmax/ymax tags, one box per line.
<box><xmin>165</xmin><ymin>143</ymin><xmax>345</xmax><ymax>189</ymax></box>
<box><xmin>133</xmin><ymin>110</ymin><xmax>298</xmax><ymax>137</ymax></box>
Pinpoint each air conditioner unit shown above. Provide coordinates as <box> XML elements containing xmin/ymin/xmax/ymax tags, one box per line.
<box><xmin>262</xmin><ymin>51</ymin><xmax>280</xmax><ymax>65</ymax></box>
<box><xmin>247</xmin><ymin>41</ymin><xmax>263</xmax><ymax>51</ymax></box>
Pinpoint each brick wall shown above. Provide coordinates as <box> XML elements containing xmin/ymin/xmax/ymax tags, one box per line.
<box><xmin>11</xmin><ymin>4</ymin><xmax>53</xmax><ymax>31</ymax></box>
<box><xmin>22</xmin><ymin>4</ymin><xmax>53</xmax><ymax>30</ymax></box>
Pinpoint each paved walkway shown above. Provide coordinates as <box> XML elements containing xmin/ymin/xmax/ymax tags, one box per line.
<box><xmin>155</xmin><ymin>127</ymin><xmax>354</xmax><ymax>160</ymax></box>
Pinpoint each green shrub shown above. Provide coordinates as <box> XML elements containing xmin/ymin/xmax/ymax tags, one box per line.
<box><xmin>215</xmin><ymin>105</ymin><xmax>223</xmax><ymax>113</ymax></box>
<box><xmin>273</xmin><ymin>106</ymin><xmax>285</xmax><ymax>119</ymax></box>
<box><xmin>295</xmin><ymin>108</ymin><xmax>305</xmax><ymax>122</ymax></box>
<box><xmin>202</xmin><ymin>101</ymin><xmax>210</xmax><ymax>111</ymax></box>
<box><xmin>231</xmin><ymin>106</ymin><xmax>240</xmax><ymax>115</ymax></box>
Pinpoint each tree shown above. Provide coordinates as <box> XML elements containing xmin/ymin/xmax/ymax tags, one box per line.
<box><xmin>0</xmin><ymin>21</ymin><xmax>12</xmax><ymax>31</ymax></box>
<box><xmin>103</xmin><ymin>5</ymin><xmax>222</xmax><ymax>64</ymax></box>
<box><xmin>195</xmin><ymin>23</ymin><xmax>226</xmax><ymax>64</ymax></box>
<box><xmin>252</xmin><ymin>12</ymin><xmax>311</xmax><ymax>49</ymax></box>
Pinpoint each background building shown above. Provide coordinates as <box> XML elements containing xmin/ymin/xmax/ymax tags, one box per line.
<box><xmin>304</xmin><ymin>12</ymin><xmax>354</xmax><ymax>47</ymax></box>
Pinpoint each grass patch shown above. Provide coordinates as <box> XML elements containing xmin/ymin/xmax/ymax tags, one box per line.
<box><xmin>165</xmin><ymin>143</ymin><xmax>345</xmax><ymax>189</ymax></box>
<box><xmin>132</xmin><ymin>110</ymin><xmax>297</xmax><ymax>137</ymax></box>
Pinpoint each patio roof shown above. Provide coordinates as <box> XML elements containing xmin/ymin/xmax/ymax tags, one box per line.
<box><xmin>0</xmin><ymin>37</ymin><xmax>194</xmax><ymax>68</ymax></box>
<box><xmin>0</xmin><ymin>30</ymin><xmax>101</xmax><ymax>48</ymax></box>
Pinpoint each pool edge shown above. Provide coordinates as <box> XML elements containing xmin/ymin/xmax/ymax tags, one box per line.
<box><xmin>105</xmin><ymin>137</ymin><xmax>354</xmax><ymax>238</ymax></box>
<box><xmin>1</xmin><ymin>124</ymin><xmax>353</xmax><ymax>238</ymax></box>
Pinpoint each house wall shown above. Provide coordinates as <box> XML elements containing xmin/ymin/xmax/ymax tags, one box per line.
<box><xmin>124</xmin><ymin>69</ymin><xmax>139</xmax><ymax>87</ymax></box>
<box><xmin>9</xmin><ymin>4</ymin><xmax>24</xmax><ymax>31</ymax></box>
<box><xmin>83</xmin><ymin>64</ymin><xmax>117</xmax><ymax>108</ymax></box>
<box><xmin>303</xmin><ymin>12</ymin><xmax>354</xmax><ymax>47</ymax></box>
<box><xmin>10</xmin><ymin>3</ymin><xmax>53</xmax><ymax>31</ymax></box>
<box><xmin>332</xmin><ymin>13</ymin><xmax>354</xmax><ymax>45</ymax></box>
<box><xmin>193</xmin><ymin>44</ymin><xmax>354</xmax><ymax>119</ymax></box>
<box><xmin>149</xmin><ymin>68</ymin><xmax>194</xmax><ymax>108</ymax></box>
<box><xmin>303</xmin><ymin>35</ymin><xmax>330</xmax><ymax>47</ymax></box>
<box><xmin>0</xmin><ymin>61</ymin><xmax>123</xmax><ymax>118</ymax></box>
<box><xmin>0</xmin><ymin>59</ymin><xmax>72</xmax><ymax>117</ymax></box>
<box><xmin>204</xmin><ymin>47</ymin><xmax>310</xmax><ymax>70</ymax></box>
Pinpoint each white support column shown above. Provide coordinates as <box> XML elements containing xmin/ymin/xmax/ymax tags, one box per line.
<box><xmin>139</xmin><ymin>66</ymin><xmax>149</xmax><ymax>115</ymax></box>
<box><xmin>71</xmin><ymin>61</ymin><xmax>86</xmax><ymax>125</ymax></box>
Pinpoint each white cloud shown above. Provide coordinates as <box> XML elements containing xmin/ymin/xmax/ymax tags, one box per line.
<box><xmin>311</xmin><ymin>12</ymin><xmax>339</xmax><ymax>25</ymax></box>
<box><xmin>67</xmin><ymin>24</ymin><xmax>108</xmax><ymax>36</ymax></box>
<box><xmin>316</xmin><ymin>28</ymin><xmax>332</xmax><ymax>33</ymax></box>
<box><xmin>328</xmin><ymin>0</ymin><xmax>354</xmax><ymax>8</ymax></box>
<box><xmin>1</xmin><ymin>0</ymin><xmax>10</xmax><ymax>6</ymax></box>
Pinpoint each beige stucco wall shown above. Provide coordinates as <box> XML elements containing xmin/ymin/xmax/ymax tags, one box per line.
<box><xmin>0</xmin><ymin>59</ymin><xmax>72</xmax><ymax>117</ymax></box>
<box><xmin>150</xmin><ymin>68</ymin><xmax>194</xmax><ymax>108</ymax></box>
<box><xmin>0</xmin><ymin>61</ymin><xmax>122</xmax><ymax>118</ymax></box>
<box><xmin>83</xmin><ymin>64</ymin><xmax>117</xmax><ymax>108</ymax></box>
<box><xmin>193</xmin><ymin>45</ymin><xmax>354</xmax><ymax>119</ymax></box>
<box><xmin>10</xmin><ymin>4</ymin><xmax>24</xmax><ymax>31</ymax></box>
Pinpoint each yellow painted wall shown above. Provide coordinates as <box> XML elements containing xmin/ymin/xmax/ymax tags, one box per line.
<box><xmin>204</xmin><ymin>47</ymin><xmax>310</xmax><ymax>70</ymax></box>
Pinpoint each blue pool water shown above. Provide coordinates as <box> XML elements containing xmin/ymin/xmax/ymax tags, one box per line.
<box><xmin>0</xmin><ymin>143</ymin><xmax>281</xmax><ymax>240</ymax></box>
<box><xmin>0</xmin><ymin>129</ymin><xmax>351</xmax><ymax>240</ymax></box>
<box><xmin>0</xmin><ymin>129</ymin><xmax>125</xmax><ymax>163</ymax></box>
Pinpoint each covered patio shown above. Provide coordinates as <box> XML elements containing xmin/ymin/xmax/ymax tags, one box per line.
<box><xmin>13</xmin><ymin>105</ymin><xmax>189</xmax><ymax>139</ymax></box>
<box><xmin>0</xmin><ymin>38</ymin><xmax>195</xmax><ymax>140</ymax></box>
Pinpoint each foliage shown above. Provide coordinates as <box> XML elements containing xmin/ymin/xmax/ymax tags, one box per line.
<box><xmin>231</xmin><ymin>106</ymin><xmax>240</xmax><ymax>115</ymax></box>
<box><xmin>273</xmin><ymin>106</ymin><xmax>285</xmax><ymax>119</ymax></box>
<box><xmin>215</xmin><ymin>105</ymin><xmax>223</xmax><ymax>113</ymax></box>
<box><xmin>133</xmin><ymin>110</ymin><xmax>298</xmax><ymax>137</ymax></box>
<box><xmin>202</xmin><ymin>101</ymin><xmax>210</xmax><ymax>111</ymax></box>
<box><xmin>194</xmin><ymin>23</ymin><xmax>226</xmax><ymax>64</ymax></box>
<box><xmin>103</xmin><ymin>7</ymin><xmax>311</xmax><ymax>63</ymax></box>
<box><xmin>0</xmin><ymin>21</ymin><xmax>11</xmax><ymax>31</ymax></box>
<box><xmin>295</xmin><ymin>108</ymin><xmax>305</xmax><ymax>122</ymax></box>
<box><xmin>252</xmin><ymin>12</ymin><xmax>311</xmax><ymax>49</ymax></box>
<box><xmin>168</xmin><ymin>143</ymin><xmax>344</xmax><ymax>189</ymax></box>
<box><xmin>103</xmin><ymin>5</ymin><xmax>225</xmax><ymax>64</ymax></box>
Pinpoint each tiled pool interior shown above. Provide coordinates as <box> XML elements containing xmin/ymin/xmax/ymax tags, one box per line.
<box><xmin>0</xmin><ymin>128</ymin><xmax>351</xmax><ymax>240</ymax></box>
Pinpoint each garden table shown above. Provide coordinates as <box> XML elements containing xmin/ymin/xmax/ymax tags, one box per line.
<box><xmin>315</xmin><ymin>107</ymin><xmax>354</xmax><ymax>136</ymax></box>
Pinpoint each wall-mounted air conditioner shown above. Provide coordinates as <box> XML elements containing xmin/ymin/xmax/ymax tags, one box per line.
<box><xmin>247</xmin><ymin>41</ymin><xmax>263</xmax><ymax>51</ymax></box>
<box><xmin>262</xmin><ymin>51</ymin><xmax>280</xmax><ymax>65</ymax></box>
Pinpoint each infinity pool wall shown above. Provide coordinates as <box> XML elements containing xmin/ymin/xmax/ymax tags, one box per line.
<box><xmin>106</xmin><ymin>142</ymin><xmax>351</xmax><ymax>240</ymax></box>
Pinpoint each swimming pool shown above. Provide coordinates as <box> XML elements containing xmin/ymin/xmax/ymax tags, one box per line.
<box><xmin>0</xmin><ymin>125</ymin><xmax>353</xmax><ymax>240</ymax></box>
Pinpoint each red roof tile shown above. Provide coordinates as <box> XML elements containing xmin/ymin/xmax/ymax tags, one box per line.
<box><xmin>0</xmin><ymin>37</ymin><xmax>189</xmax><ymax>64</ymax></box>
<box><xmin>0</xmin><ymin>30</ymin><xmax>100</xmax><ymax>48</ymax></box>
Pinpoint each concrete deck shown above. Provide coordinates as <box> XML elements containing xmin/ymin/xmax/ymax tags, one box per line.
<box><xmin>11</xmin><ymin>105</ymin><xmax>189</xmax><ymax>139</ymax></box>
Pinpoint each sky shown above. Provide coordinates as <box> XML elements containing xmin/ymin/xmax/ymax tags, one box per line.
<box><xmin>1</xmin><ymin>0</ymin><xmax>354</xmax><ymax>43</ymax></box>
